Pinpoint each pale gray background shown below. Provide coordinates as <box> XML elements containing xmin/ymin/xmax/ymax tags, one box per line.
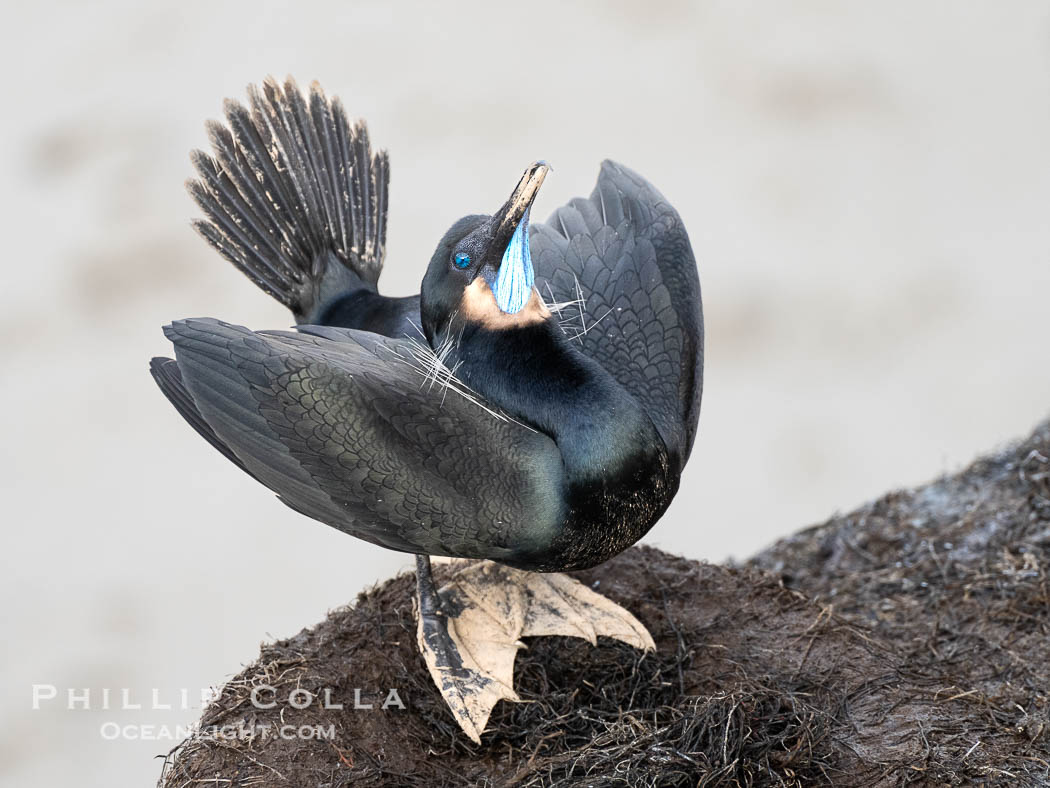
<box><xmin>2</xmin><ymin>1</ymin><xmax>1049</xmax><ymax>785</ymax></box>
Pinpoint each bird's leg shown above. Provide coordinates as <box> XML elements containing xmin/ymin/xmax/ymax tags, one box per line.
<box><xmin>414</xmin><ymin>556</ymin><xmax>656</xmax><ymax>744</ymax></box>
<box><xmin>415</xmin><ymin>554</ymin><xmax>442</xmax><ymax>632</ymax></box>
<box><xmin>414</xmin><ymin>554</ymin><xmax>519</xmax><ymax>744</ymax></box>
<box><xmin>414</xmin><ymin>554</ymin><xmax>478</xmax><ymax>692</ymax></box>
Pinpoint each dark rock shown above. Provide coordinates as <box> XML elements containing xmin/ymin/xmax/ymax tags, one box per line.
<box><xmin>159</xmin><ymin>419</ymin><xmax>1050</xmax><ymax>787</ymax></box>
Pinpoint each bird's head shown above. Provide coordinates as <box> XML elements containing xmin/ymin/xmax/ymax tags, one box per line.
<box><xmin>421</xmin><ymin>161</ymin><xmax>551</xmax><ymax>343</ymax></box>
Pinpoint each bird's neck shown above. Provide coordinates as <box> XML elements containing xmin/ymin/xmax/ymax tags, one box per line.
<box><xmin>448</xmin><ymin>319</ymin><xmax>664</xmax><ymax>488</ymax></box>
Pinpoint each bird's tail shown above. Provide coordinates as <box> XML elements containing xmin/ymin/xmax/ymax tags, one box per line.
<box><xmin>187</xmin><ymin>77</ymin><xmax>388</xmax><ymax>323</ymax></box>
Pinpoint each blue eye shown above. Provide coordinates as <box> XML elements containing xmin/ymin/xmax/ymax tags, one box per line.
<box><xmin>454</xmin><ymin>252</ymin><xmax>471</xmax><ymax>269</ymax></box>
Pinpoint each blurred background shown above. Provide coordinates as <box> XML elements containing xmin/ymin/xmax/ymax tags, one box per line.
<box><xmin>2</xmin><ymin>1</ymin><xmax>1049</xmax><ymax>784</ymax></box>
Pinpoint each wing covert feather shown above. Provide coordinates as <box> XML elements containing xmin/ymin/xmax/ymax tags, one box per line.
<box><xmin>165</xmin><ymin>319</ymin><xmax>564</xmax><ymax>559</ymax></box>
<box><xmin>530</xmin><ymin>160</ymin><xmax>703</xmax><ymax>470</ymax></box>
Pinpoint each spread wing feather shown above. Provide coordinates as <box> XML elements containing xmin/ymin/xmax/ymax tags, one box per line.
<box><xmin>530</xmin><ymin>160</ymin><xmax>703</xmax><ymax>471</ymax></box>
<box><xmin>160</xmin><ymin>318</ymin><xmax>564</xmax><ymax>559</ymax></box>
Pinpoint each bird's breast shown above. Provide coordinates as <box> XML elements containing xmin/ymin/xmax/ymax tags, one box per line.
<box><xmin>503</xmin><ymin>441</ymin><xmax>676</xmax><ymax>573</ymax></box>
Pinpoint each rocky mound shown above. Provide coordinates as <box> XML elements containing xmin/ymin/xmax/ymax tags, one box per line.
<box><xmin>159</xmin><ymin>419</ymin><xmax>1050</xmax><ymax>786</ymax></box>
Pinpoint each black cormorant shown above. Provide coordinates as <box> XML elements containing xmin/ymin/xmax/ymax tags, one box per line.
<box><xmin>151</xmin><ymin>78</ymin><xmax>703</xmax><ymax>740</ymax></box>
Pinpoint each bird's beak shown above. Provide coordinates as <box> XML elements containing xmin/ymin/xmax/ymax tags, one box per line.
<box><xmin>490</xmin><ymin>161</ymin><xmax>550</xmax><ymax>245</ymax></box>
<box><xmin>487</xmin><ymin>161</ymin><xmax>550</xmax><ymax>314</ymax></box>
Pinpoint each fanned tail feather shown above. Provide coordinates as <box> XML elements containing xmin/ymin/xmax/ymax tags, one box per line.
<box><xmin>187</xmin><ymin>76</ymin><xmax>389</xmax><ymax>322</ymax></box>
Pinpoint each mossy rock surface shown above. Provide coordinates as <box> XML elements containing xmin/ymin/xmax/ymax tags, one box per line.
<box><xmin>160</xmin><ymin>419</ymin><xmax>1050</xmax><ymax>787</ymax></box>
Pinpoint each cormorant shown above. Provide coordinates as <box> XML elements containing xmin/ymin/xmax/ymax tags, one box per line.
<box><xmin>151</xmin><ymin>78</ymin><xmax>703</xmax><ymax>741</ymax></box>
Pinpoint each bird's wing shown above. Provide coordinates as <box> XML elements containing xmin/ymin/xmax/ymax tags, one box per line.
<box><xmin>160</xmin><ymin>318</ymin><xmax>564</xmax><ymax>559</ymax></box>
<box><xmin>529</xmin><ymin>160</ymin><xmax>704</xmax><ymax>471</ymax></box>
<box><xmin>150</xmin><ymin>357</ymin><xmax>259</xmax><ymax>481</ymax></box>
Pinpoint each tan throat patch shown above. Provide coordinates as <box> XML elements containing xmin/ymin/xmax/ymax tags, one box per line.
<box><xmin>459</xmin><ymin>278</ymin><xmax>551</xmax><ymax>329</ymax></box>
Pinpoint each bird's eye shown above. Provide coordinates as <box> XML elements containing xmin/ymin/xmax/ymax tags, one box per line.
<box><xmin>454</xmin><ymin>252</ymin><xmax>471</xmax><ymax>269</ymax></box>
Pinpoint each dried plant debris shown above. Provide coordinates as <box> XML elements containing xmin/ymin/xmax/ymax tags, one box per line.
<box><xmin>159</xmin><ymin>418</ymin><xmax>1050</xmax><ymax>787</ymax></box>
<box><xmin>751</xmin><ymin>418</ymin><xmax>1050</xmax><ymax>785</ymax></box>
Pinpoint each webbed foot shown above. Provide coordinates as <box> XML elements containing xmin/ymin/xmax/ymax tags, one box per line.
<box><xmin>414</xmin><ymin>556</ymin><xmax>654</xmax><ymax>743</ymax></box>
